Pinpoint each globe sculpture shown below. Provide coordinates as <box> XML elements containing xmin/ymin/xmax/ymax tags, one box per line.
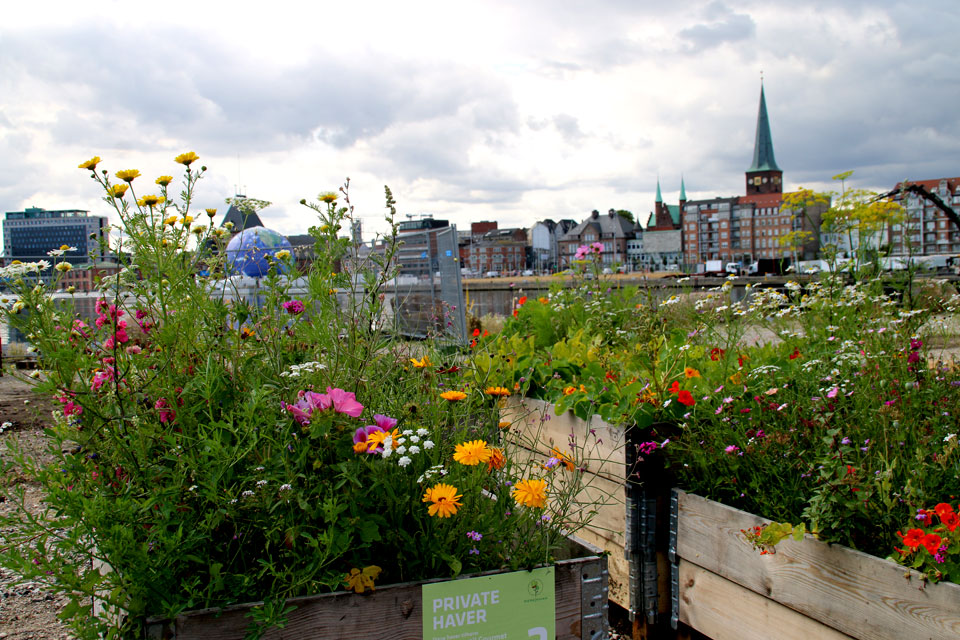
<box><xmin>225</xmin><ymin>226</ymin><xmax>293</xmax><ymax>277</ymax></box>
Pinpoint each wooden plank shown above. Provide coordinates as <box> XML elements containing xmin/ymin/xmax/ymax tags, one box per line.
<box><xmin>678</xmin><ymin>560</ymin><xmax>852</xmax><ymax>640</ymax></box>
<box><xmin>148</xmin><ymin>555</ymin><xmax>602</xmax><ymax>639</ymax></box>
<box><xmin>676</xmin><ymin>490</ymin><xmax>960</xmax><ymax>640</ymax></box>
<box><xmin>502</xmin><ymin>397</ymin><xmax>627</xmax><ymax>483</ymax></box>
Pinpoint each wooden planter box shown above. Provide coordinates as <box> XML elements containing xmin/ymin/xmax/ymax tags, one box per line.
<box><xmin>501</xmin><ymin>398</ymin><xmax>634</xmax><ymax>612</ymax></box>
<box><xmin>145</xmin><ymin>537</ymin><xmax>608</xmax><ymax>639</ymax></box>
<box><xmin>672</xmin><ymin>489</ymin><xmax>960</xmax><ymax>640</ymax></box>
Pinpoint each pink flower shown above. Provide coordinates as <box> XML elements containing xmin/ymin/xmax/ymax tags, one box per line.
<box><xmin>155</xmin><ymin>398</ymin><xmax>176</xmax><ymax>424</ymax></box>
<box><xmin>282</xmin><ymin>300</ymin><xmax>305</xmax><ymax>315</ymax></box>
<box><xmin>724</xmin><ymin>445</ymin><xmax>739</xmax><ymax>454</ymax></box>
<box><xmin>324</xmin><ymin>387</ymin><xmax>364</xmax><ymax>417</ymax></box>
<box><xmin>591</xmin><ymin>241</ymin><xmax>604</xmax><ymax>253</ymax></box>
<box><xmin>91</xmin><ymin>367</ymin><xmax>115</xmax><ymax>391</ymax></box>
<box><xmin>826</xmin><ymin>387</ymin><xmax>839</xmax><ymax>399</ymax></box>
<box><xmin>354</xmin><ymin>425</ymin><xmax>385</xmax><ymax>453</ymax></box>
<box><xmin>574</xmin><ymin>245</ymin><xmax>590</xmax><ymax>259</ymax></box>
<box><xmin>63</xmin><ymin>401</ymin><xmax>83</xmax><ymax>417</ymax></box>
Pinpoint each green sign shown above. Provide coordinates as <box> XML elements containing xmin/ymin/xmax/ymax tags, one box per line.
<box><xmin>422</xmin><ymin>567</ymin><xmax>555</xmax><ymax>640</ymax></box>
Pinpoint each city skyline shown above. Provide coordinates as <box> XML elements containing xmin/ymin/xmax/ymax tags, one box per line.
<box><xmin>2</xmin><ymin>0</ymin><xmax>958</xmax><ymax>241</ymax></box>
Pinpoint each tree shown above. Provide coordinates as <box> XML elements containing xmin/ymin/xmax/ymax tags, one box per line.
<box><xmin>614</xmin><ymin>209</ymin><xmax>634</xmax><ymax>223</ymax></box>
<box><xmin>821</xmin><ymin>171</ymin><xmax>905</xmax><ymax>272</ymax></box>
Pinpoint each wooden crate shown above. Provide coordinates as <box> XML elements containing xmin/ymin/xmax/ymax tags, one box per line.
<box><xmin>673</xmin><ymin>490</ymin><xmax>960</xmax><ymax>640</ymax></box>
<box><xmin>501</xmin><ymin>398</ymin><xmax>630</xmax><ymax>611</ymax></box>
<box><xmin>145</xmin><ymin>539</ymin><xmax>607</xmax><ymax>640</ymax></box>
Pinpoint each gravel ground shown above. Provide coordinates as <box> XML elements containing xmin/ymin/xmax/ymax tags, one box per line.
<box><xmin>0</xmin><ymin>375</ymin><xmax>72</xmax><ymax>640</ymax></box>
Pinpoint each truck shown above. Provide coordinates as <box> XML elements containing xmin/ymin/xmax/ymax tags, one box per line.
<box><xmin>747</xmin><ymin>258</ymin><xmax>790</xmax><ymax>276</ymax></box>
<box><xmin>701</xmin><ymin>260</ymin><xmax>725</xmax><ymax>276</ymax></box>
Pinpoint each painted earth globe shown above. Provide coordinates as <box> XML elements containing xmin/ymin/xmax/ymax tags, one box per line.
<box><xmin>225</xmin><ymin>226</ymin><xmax>293</xmax><ymax>277</ymax></box>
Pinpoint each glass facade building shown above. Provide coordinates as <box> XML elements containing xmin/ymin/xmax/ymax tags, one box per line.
<box><xmin>2</xmin><ymin>207</ymin><xmax>109</xmax><ymax>263</ymax></box>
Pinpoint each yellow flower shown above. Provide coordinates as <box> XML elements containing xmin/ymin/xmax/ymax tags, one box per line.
<box><xmin>137</xmin><ymin>194</ymin><xmax>164</xmax><ymax>207</ymax></box>
<box><xmin>156</xmin><ymin>175</ymin><xmax>173</xmax><ymax>186</ymax></box>
<box><xmin>440</xmin><ymin>390</ymin><xmax>467</xmax><ymax>402</ymax></box>
<box><xmin>453</xmin><ymin>440</ymin><xmax>492</xmax><ymax>466</ymax></box>
<box><xmin>423</xmin><ymin>483</ymin><xmax>463</xmax><ymax>518</ymax></box>
<box><xmin>163</xmin><ymin>215</ymin><xmax>178</xmax><ymax>226</ymax></box>
<box><xmin>498</xmin><ymin>420</ymin><xmax>512</xmax><ymax>429</ymax></box>
<box><xmin>191</xmin><ymin>224</ymin><xmax>206</xmax><ymax>235</ymax></box>
<box><xmin>55</xmin><ymin>262</ymin><xmax>72</xmax><ymax>273</ymax></box>
<box><xmin>366</xmin><ymin>428</ymin><xmax>401</xmax><ymax>453</ymax></box>
<box><xmin>512</xmin><ymin>478</ymin><xmax>547</xmax><ymax>508</ymax></box>
<box><xmin>343</xmin><ymin>565</ymin><xmax>382</xmax><ymax>594</ymax></box>
<box><xmin>59</xmin><ymin>245</ymin><xmax>70</xmax><ymax>251</ymax></box>
<box><xmin>484</xmin><ymin>386</ymin><xmax>511</xmax><ymax>397</ymax></box>
<box><xmin>205</xmin><ymin>208</ymin><xmax>217</xmax><ymax>217</ymax></box>
<box><xmin>538</xmin><ymin>296</ymin><xmax>549</xmax><ymax>304</ymax></box>
<box><xmin>487</xmin><ymin>447</ymin><xmax>506</xmax><ymax>472</ymax></box>
<box><xmin>563</xmin><ymin>386</ymin><xmax>576</xmax><ymax>396</ymax></box>
<box><xmin>729</xmin><ymin>372</ymin><xmax>743</xmax><ymax>385</ymax></box>
<box><xmin>410</xmin><ymin>355</ymin><xmax>432</xmax><ymax>368</ymax></box>
<box><xmin>549</xmin><ymin>447</ymin><xmax>575</xmax><ymax>472</ymax></box>
<box><xmin>78</xmin><ymin>156</ymin><xmax>100</xmax><ymax>171</ymax></box>
<box><xmin>318</xmin><ymin>191</ymin><xmax>338</xmax><ymax>203</ymax></box>
<box><xmin>175</xmin><ymin>151</ymin><xmax>199</xmax><ymax>167</ymax></box>
<box><xmin>115</xmin><ymin>169</ymin><xmax>141</xmax><ymax>183</ymax></box>
<box><xmin>240</xmin><ymin>326</ymin><xmax>255</xmax><ymax>339</ymax></box>
<box><xmin>110</xmin><ymin>184</ymin><xmax>129</xmax><ymax>198</ymax></box>
<box><xmin>181</xmin><ymin>216</ymin><xmax>193</xmax><ymax>226</ymax></box>
<box><xmin>684</xmin><ymin>367</ymin><xmax>701</xmax><ymax>379</ymax></box>
<box><xmin>275</xmin><ymin>249</ymin><xmax>291</xmax><ymax>260</ymax></box>
<box><xmin>66</xmin><ymin>286</ymin><xmax>76</xmax><ymax>294</ymax></box>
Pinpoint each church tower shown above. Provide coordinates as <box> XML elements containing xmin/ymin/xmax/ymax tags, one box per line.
<box><xmin>745</xmin><ymin>83</ymin><xmax>782</xmax><ymax>195</ymax></box>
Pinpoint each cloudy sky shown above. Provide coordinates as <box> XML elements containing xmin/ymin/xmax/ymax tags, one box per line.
<box><xmin>1</xmin><ymin>0</ymin><xmax>958</xmax><ymax>240</ymax></box>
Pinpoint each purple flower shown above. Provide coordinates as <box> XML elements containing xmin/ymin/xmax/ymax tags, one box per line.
<box><xmin>841</xmin><ymin>437</ymin><xmax>851</xmax><ymax>445</ymax></box>
<box><xmin>353</xmin><ymin>425</ymin><xmax>385</xmax><ymax>453</ymax></box>
<box><xmin>910</xmin><ymin>338</ymin><xmax>923</xmax><ymax>351</ymax></box>
<box><xmin>467</xmin><ymin>531</ymin><xmax>483</xmax><ymax>542</ymax></box>
<box><xmin>724</xmin><ymin>445</ymin><xmax>739</xmax><ymax>454</ymax></box>
<box><xmin>469</xmin><ymin>548</ymin><xmax>480</xmax><ymax>555</ymax></box>
<box><xmin>282</xmin><ymin>299</ymin><xmax>305</xmax><ymax>315</ymax></box>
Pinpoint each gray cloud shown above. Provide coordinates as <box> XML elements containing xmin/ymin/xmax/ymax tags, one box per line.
<box><xmin>678</xmin><ymin>2</ymin><xmax>756</xmax><ymax>52</ymax></box>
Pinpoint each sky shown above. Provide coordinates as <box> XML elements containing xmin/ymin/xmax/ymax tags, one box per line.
<box><xmin>1</xmin><ymin>0</ymin><xmax>958</xmax><ymax>242</ymax></box>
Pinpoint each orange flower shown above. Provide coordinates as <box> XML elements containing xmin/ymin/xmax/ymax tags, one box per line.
<box><xmin>498</xmin><ymin>420</ymin><xmax>512</xmax><ymax>429</ymax></box>
<box><xmin>684</xmin><ymin>367</ymin><xmax>701</xmax><ymax>379</ymax></box>
<box><xmin>484</xmin><ymin>386</ymin><xmax>511</xmax><ymax>397</ymax></box>
<box><xmin>440</xmin><ymin>390</ymin><xmax>467</xmax><ymax>402</ymax></box>
<box><xmin>897</xmin><ymin>528</ymin><xmax>924</xmax><ymax>550</ymax></box>
<box><xmin>512</xmin><ymin>478</ymin><xmax>547</xmax><ymax>508</ymax></box>
<box><xmin>921</xmin><ymin>533</ymin><xmax>943</xmax><ymax>555</ymax></box>
<box><xmin>563</xmin><ymin>386</ymin><xmax>576</xmax><ymax>396</ymax></box>
<box><xmin>487</xmin><ymin>447</ymin><xmax>506</xmax><ymax>472</ymax></box>
<box><xmin>549</xmin><ymin>447</ymin><xmax>575</xmax><ymax>471</ymax></box>
<box><xmin>423</xmin><ymin>483</ymin><xmax>462</xmax><ymax>518</ymax></box>
<box><xmin>453</xmin><ymin>440</ymin><xmax>492</xmax><ymax>466</ymax></box>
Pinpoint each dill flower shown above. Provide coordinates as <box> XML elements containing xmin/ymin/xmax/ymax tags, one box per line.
<box><xmin>484</xmin><ymin>386</ymin><xmax>511</xmax><ymax>397</ymax></box>
<box><xmin>110</xmin><ymin>184</ymin><xmax>128</xmax><ymax>198</ymax></box>
<box><xmin>156</xmin><ymin>175</ymin><xmax>173</xmax><ymax>186</ymax></box>
<box><xmin>115</xmin><ymin>169</ymin><xmax>141</xmax><ymax>183</ymax></box>
<box><xmin>512</xmin><ymin>478</ymin><xmax>547</xmax><ymax>508</ymax></box>
<box><xmin>440</xmin><ymin>390</ymin><xmax>467</xmax><ymax>402</ymax></box>
<box><xmin>78</xmin><ymin>156</ymin><xmax>100</xmax><ymax>171</ymax></box>
<box><xmin>454</xmin><ymin>440</ymin><xmax>492</xmax><ymax>466</ymax></box>
<box><xmin>422</xmin><ymin>483</ymin><xmax>463</xmax><ymax>518</ymax></box>
<box><xmin>174</xmin><ymin>151</ymin><xmax>199</xmax><ymax>167</ymax></box>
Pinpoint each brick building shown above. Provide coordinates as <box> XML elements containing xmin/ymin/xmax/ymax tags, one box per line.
<box><xmin>558</xmin><ymin>209</ymin><xmax>637</xmax><ymax>269</ymax></box>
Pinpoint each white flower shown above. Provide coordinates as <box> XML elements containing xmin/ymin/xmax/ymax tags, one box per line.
<box><xmin>408</xmin><ymin>445</ymin><xmax>420</xmax><ymax>455</ymax></box>
<box><xmin>279</xmin><ymin>483</ymin><xmax>293</xmax><ymax>492</ymax></box>
<box><xmin>241</xmin><ymin>490</ymin><xmax>255</xmax><ymax>498</ymax></box>
<box><xmin>945</xmin><ymin>433</ymin><xmax>957</xmax><ymax>443</ymax></box>
<box><xmin>423</xmin><ymin>440</ymin><xmax>435</xmax><ymax>449</ymax></box>
<box><xmin>416</xmin><ymin>428</ymin><xmax>430</xmax><ymax>437</ymax></box>
<box><xmin>188</xmin><ymin>485</ymin><xmax>198</xmax><ymax>492</ymax></box>
<box><xmin>409</xmin><ymin>435</ymin><xmax>420</xmax><ymax>443</ymax></box>
<box><xmin>397</xmin><ymin>456</ymin><xmax>412</xmax><ymax>467</ymax></box>
<box><xmin>402</xmin><ymin>429</ymin><xmax>414</xmax><ymax>436</ymax></box>
<box><xmin>395</xmin><ymin>445</ymin><xmax>407</xmax><ymax>455</ymax></box>
<box><xmin>255</xmin><ymin>466</ymin><xmax>265</xmax><ymax>472</ymax></box>
<box><xmin>256</xmin><ymin>479</ymin><xmax>268</xmax><ymax>488</ymax></box>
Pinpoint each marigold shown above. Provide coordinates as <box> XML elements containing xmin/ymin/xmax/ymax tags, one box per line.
<box><xmin>423</xmin><ymin>483</ymin><xmax>463</xmax><ymax>518</ymax></box>
<box><xmin>410</xmin><ymin>355</ymin><xmax>432</xmax><ymax>368</ymax></box>
<box><xmin>78</xmin><ymin>156</ymin><xmax>100</xmax><ymax>171</ymax></box>
<box><xmin>684</xmin><ymin>367</ymin><xmax>701</xmax><ymax>379</ymax></box>
<box><xmin>487</xmin><ymin>447</ymin><xmax>506</xmax><ymax>471</ymax></box>
<box><xmin>512</xmin><ymin>478</ymin><xmax>547</xmax><ymax>508</ymax></box>
<box><xmin>344</xmin><ymin>565</ymin><xmax>382</xmax><ymax>593</ymax></box>
<box><xmin>366</xmin><ymin>428</ymin><xmax>401</xmax><ymax>453</ymax></box>
<box><xmin>115</xmin><ymin>169</ymin><xmax>141</xmax><ymax>183</ymax></box>
<box><xmin>454</xmin><ymin>440</ymin><xmax>492</xmax><ymax>466</ymax></box>
<box><xmin>550</xmin><ymin>447</ymin><xmax>575</xmax><ymax>471</ymax></box>
<box><xmin>110</xmin><ymin>184</ymin><xmax>128</xmax><ymax>198</ymax></box>
<box><xmin>440</xmin><ymin>390</ymin><xmax>467</xmax><ymax>402</ymax></box>
<box><xmin>484</xmin><ymin>386</ymin><xmax>511</xmax><ymax>397</ymax></box>
<box><xmin>156</xmin><ymin>175</ymin><xmax>173</xmax><ymax>186</ymax></box>
<box><xmin>498</xmin><ymin>420</ymin><xmax>512</xmax><ymax>429</ymax></box>
<box><xmin>563</xmin><ymin>386</ymin><xmax>576</xmax><ymax>396</ymax></box>
<box><xmin>163</xmin><ymin>215</ymin><xmax>178</xmax><ymax>226</ymax></box>
<box><xmin>175</xmin><ymin>151</ymin><xmax>199</xmax><ymax>166</ymax></box>
<box><xmin>137</xmin><ymin>194</ymin><xmax>163</xmax><ymax>207</ymax></box>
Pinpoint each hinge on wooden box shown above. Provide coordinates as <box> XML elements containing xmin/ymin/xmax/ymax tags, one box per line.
<box><xmin>581</xmin><ymin>559</ymin><xmax>610</xmax><ymax>640</ymax></box>
<box><xmin>669</xmin><ymin>488</ymin><xmax>680</xmax><ymax>630</ymax></box>
<box><xmin>639</xmin><ymin>493</ymin><xmax>658</xmax><ymax>625</ymax></box>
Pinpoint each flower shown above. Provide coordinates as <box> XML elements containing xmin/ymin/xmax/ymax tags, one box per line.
<box><xmin>466</xmin><ymin>531</ymin><xmax>483</xmax><ymax>542</ymax></box>
<box><xmin>115</xmin><ymin>169</ymin><xmax>141</xmax><ymax>183</ymax></box>
<box><xmin>724</xmin><ymin>445</ymin><xmax>739</xmax><ymax>455</ymax></box>
<box><xmin>205</xmin><ymin>208</ymin><xmax>217</xmax><ymax>217</ymax></box>
<box><xmin>155</xmin><ymin>398</ymin><xmax>176</xmax><ymax>424</ymax></box>
<box><xmin>423</xmin><ymin>483</ymin><xmax>463</xmax><ymax>518</ymax></box>
<box><xmin>137</xmin><ymin>194</ymin><xmax>164</xmax><ymax>207</ymax></box>
<box><xmin>78</xmin><ymin>156</ymin><xmax>100</xmax><ymax>171</ymax></box>
<box><xmin>486</xmin><ymin>447</ymin><xmax>506</xmax><ymax>471</ymax></box>
<box><xmin>110</xmin><ymin>184</ymin><xmax>129</xmax><ymax>198</ymax></box>
<box><xmin>684</xmin><ymin>367</ymin><xmax>701</xmax><ymax>379</ymax></box>
<box><xmin>440</xmin><ymin>390</ymin><xmax>467</xmax><ymax>402</ymax></box>
<box><xmin>410</xmin><ymin>355</ymin><xmax>432</xmax><ymax>368</ymax></box>
<box><xmin>453</xmin><ymin>440</ymin><xmax>493</xmax><ymax>466</ymax></box>
<box><xmin>54</xmin><ymin>262</ymin><xmax>72</xmax><ymax>273</ymax></box>
<box><xmin>282</xmin><ymin>300</ymin><xmax>305</xmax><ymax>315</ymax></box>
<box><xmin>318</xmin><ymin>191</ymin><xmax>338</xmax><ymax>203</ymax></box>
<box><xmin>175</xmin><ymin>151</ymin><xmax>199</xmax><ymax>167</ymax></box>
<box><xmin>163</xmin><ymin>215</ymin><xmax>178</xmax><ymax>226</ymax></box>
<box><xmin>549</xmin><ymin>447</ymin><xmax>575</xmax><ymax>471</ymax></box>
<box><xmin>710</xmin><ymin>347</ymin><xmax>726</xmax><ymax>361</ymax></box>
<box><xmin>484</xmin><ymin>386</ymin><xmax>511</xmax><ymax>397</ymax></box>
<box><xmin>676</xmin><ymin>390</ymin><xmax>696</xmax><ymax>407</ymax></box>
<box><xmin>512</xmin><ymin>478</ymin><xmax>547</xmax><ymax>508</ymax></box>
<box><xmin>921</xmin><ymin>533</ymin><xmax>943</xmax><ymax>555</ymax></box>
<box><xmin>343</xmin><ymin>565</ymin><xmax>382</xmax><ymax>593</ymax></box>
<box><xmin>181</xmin><ymin>215</ymin><xmax>193</xmax><ymax>226</ymax></box>
<box><xmin>155</xmin><ymin>175</ymin><xmax>173</xmax><ymax>186</ymax></box>
<box><xmin>897</xmin><ymin>528</ymin><xmax>924</xmax><ymax>550</ymax></box>
<box><xmin>275</xmin><ymin>249</ymin><xmax>291</xmax><ymax>260</ymax></box>
<box><xmin>563</xmin><ymin>386</ymin><xmax>576</xmax><ymax>396</ymax></box>
<box><xmin>789</xmin><ymin>348</ymin><xmax>802</xmax><ymax>360</ymax></box>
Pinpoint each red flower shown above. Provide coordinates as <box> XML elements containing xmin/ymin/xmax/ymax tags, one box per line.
<box><xmin>934</xmin><ymin>503</ymin><xmax>955</xmax><ymax>519</ymax></box>
<box><xmin>710</xmin><ymin>347</ymin><xmax>725</xmax><ymax>361</ymax></box>
<box><xmin>921</xmin><ymin>533</ymin><xmax>943</xmax><ymax>555</ymax></box>
<box><xmin>789</xmin><ymin>348</ymin><xmax>801</xmax><ymax>360</ymax></box>
<box><xmin>941</xmin><ymin>511</ymin><xmax>960</xmax><ymax>532</ymax></box>
<box><xmin>897</xmin><ymin>528</ymin><xmax>924</xmax><ymax>550</ymax></box>
<box><xmin>517</xmin><ymin>296</ymin><xmax>527</xmax><ymax>306</ymax></box>
<box><xmin>668</xmin><ymin>381</ymin><xmax>680</xmax><ymax>395</ymax></box>
<box><xmin>676</xmin><ymin>390</ymin><xmax>696</xmax><ymax>407</ymax></box>
<box><xmin>917</xmin><ymin>509</ymin><xmax>934</xmax><ymax>527</ymax></box>
<box><xmin>472</xmin><ymin>328</ymin><xmax>480</xmax><ymax>337</ymax></box>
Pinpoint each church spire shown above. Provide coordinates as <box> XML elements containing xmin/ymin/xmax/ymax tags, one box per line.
<box><xmin>745</xmin><ymin>82</ymin><xmax>783</xmax><ymax>195</ymax></box>
<box><xmin>679</xmin><ymin>176</ymin><xmax>687</xmax><ymax>202</ymax></box>
<box><xmin>655</xmin><ymin>177</ymin><xmax>663</xmax><ymax>203</ymax></box>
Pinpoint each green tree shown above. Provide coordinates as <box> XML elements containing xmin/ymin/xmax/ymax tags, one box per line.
<box><xmin>822</xmin><ymin>171</ymin><xmax>905</xmax><ymax>272</ymax></box>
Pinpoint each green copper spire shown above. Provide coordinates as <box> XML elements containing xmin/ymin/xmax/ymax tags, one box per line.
<box><xmin>655</xmin><ymin>178</ymin><xmax>663</xmax><ymax>203</ymax></box>
<box><xmin>679</xmin><ymin>176</ymin><xmax>687</xmax><ymax>201</ymax></box>
<box><xmin>748</xmin><ymin>84</ymin><xmax>780</xmax><ymax>172</ymax></box>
